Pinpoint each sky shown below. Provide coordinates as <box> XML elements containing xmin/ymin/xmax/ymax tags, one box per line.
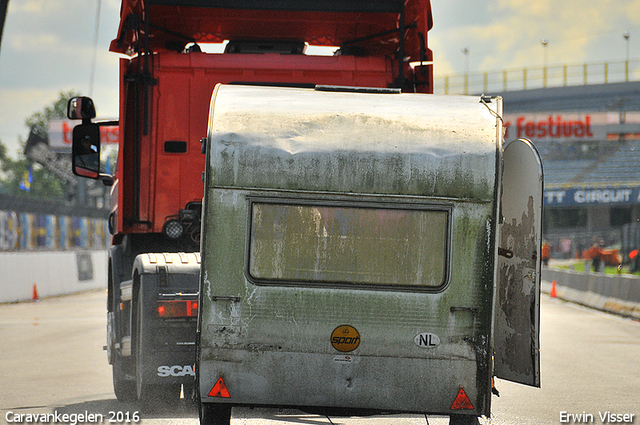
<box><xmin>1</xmin><ymin>0</ymin><xmax>640</xmax><ymax>158</ymax></box>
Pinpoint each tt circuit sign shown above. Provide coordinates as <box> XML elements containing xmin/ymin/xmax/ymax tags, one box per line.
<box><xmin>544</xmin><ymin>187</ymin><xmax>640</xmax><ymax>206</ymax></box>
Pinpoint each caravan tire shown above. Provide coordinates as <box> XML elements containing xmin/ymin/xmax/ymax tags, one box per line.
<box><xmin>199</xmin><ymin>403</ymin><xmax>231</xmax><ymax>425</ymax></box>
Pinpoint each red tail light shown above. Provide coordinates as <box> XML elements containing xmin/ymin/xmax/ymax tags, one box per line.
<box><xmin>157</xmin><ymin>300</ymin><xmax>198</xmax><ymax>318</ymax></box>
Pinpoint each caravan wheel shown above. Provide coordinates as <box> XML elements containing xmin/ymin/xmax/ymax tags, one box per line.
<box><xmin>199</xmin><ymin>403</ymin><xmax>231</xmax><ymax>425</ymax></box>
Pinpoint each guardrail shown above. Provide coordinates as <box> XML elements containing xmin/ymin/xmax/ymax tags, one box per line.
<box><xmin>542</xmin><ymin>268</ymin><xmax>640</xmax><ymax>320</ymax></box>
<box><xmin>435</xmin><ymin>59</ymin><xmax>640</xmax><ymax>95</ymax></box>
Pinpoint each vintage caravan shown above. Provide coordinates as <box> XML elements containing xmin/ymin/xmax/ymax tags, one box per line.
<box><xmin>196</xmin><ymin>84</ymin><xmax>542</xmax><ymax>425</ymax></box>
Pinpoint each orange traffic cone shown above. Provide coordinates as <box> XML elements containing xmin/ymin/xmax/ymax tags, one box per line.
<box><xmin>550</xmin><ymin>280</ymin><xmax>557</xmax><ymax>298</ymax></box>
<box><xmin>32</xmin><ymin>283</ymin><xmax>39</xmax><ymax>301</ymax></box>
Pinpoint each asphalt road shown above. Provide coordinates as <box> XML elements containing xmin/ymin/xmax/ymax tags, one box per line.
<box><xmin>1</xmin><ymin>288</ymin><xmax>639</xmax><ymax>425</ymax></box>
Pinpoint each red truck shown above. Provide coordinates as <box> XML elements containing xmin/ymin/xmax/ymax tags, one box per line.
<box><xmin>68</xmin><ymin>0</ymin><xmax>433</xmax><ymax>412</ymax></box>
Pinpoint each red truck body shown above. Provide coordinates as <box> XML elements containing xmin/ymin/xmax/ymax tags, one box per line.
<box><xmin>113</xmin><ymin>52</ymin><xmax>411</xmax><ymax>237</ymax></box>
<box><xmin>110</xmin><ymin>0</ymin><xmax>433</xmax><ymax>242</ymax></box>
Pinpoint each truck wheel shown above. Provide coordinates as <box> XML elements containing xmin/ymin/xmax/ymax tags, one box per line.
<box><xmin>199</xmin><ymin>403</ymin><xmax>231</xmax><ymax>425</ymax></box>
<box><xmin>449</xmin><ymin>414</ymin><xmax>480</xmax><ymax>425</ymax></box>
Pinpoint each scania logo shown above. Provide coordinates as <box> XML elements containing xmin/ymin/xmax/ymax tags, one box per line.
<box><xmin>331</xmin><ymin>325</ymin><xmax>360</xmax><ymax>352</ymax></box>
<box><xmin>157</xmin><ymin>365</ymin><xmax>196</xmax><ymax>377</ymax></box>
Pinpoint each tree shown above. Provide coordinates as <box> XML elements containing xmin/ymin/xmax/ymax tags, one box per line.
<box><xmin>26</xmin><ymin>90</ymin><xmax>79</xmax><ymax>139</ymax></box>
<box><xmin>0</xmin><ymin>140</ymin><xmax>67</xmax><ymax>199</ymax></box>
<box><xmin>0</xmin><ymin>90</ymin><xmax>79</xmax><ymax>200</ymax></box>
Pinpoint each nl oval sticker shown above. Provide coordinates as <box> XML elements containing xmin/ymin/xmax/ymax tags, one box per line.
<box><xmin>414</xmin><ymin>332</ymin><xmax>440</xmax><ymax>348</ymax></box>
<box><xmin>331</xmin><ymin>325</ymin><xmax>360</xmax><ymax>352</ymax></box>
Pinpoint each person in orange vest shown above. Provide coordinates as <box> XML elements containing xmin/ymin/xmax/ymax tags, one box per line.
<box><xmin>542</xmin><ymin>242</ymin><xmax>550</xmax><ymax>267</ymax></box>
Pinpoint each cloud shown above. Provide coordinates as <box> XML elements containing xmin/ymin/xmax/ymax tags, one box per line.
<box><xmin>1</xmin><ymin>0</ymin><xmax>638</xmax><ymax>158</ymax></box>
<box><xmin>429</xmin><ymin>0</ymin><xmax>638</xmax><ymax>78</ymax></box>
<box><xmin>0</xmin><ymin>0</ymin><xmax>120</xmax><ymax>156</ymax></box>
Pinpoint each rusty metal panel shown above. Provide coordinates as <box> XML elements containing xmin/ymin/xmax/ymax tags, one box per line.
<box><xmin>495</xmin><ymin>138</ymin><xmax>543</xmax><ymax>387</ymax></box>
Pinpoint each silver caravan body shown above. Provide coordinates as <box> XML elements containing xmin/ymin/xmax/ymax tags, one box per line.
<box><xmin>197</xmin><ymin>84</ymin><xmax>542</xmax><ymax>423</ymax></box>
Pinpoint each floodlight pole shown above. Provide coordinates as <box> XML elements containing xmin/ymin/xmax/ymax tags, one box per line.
<box><xmin>542</xmin><ymin>38</ymin><xmax>548</xmax><ymax>87</ymax></box>
<box><xmin>462</xmin><ymin>47</ymin><xmax>469</xmax><ymax>94</ymax></box>
<box><xmin>624</xmin><ymin>31</ymin><xmax>630</xmax><ymax>82</ymax></box>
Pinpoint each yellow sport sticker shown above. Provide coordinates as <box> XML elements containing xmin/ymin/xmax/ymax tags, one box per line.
<box><xmin>331</xmin><ymin>325</ymin><xmax>360</xmax><ymax>352</ymax></box>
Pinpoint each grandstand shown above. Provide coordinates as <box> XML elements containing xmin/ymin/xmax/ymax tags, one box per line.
<box><xmin>497</xmin><ymin>81</ymin><xmax>640</xmax><ymax>260</ymax></box>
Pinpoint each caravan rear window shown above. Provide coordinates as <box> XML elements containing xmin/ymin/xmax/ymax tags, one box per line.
<box><xmin>248</xmin><ymin>201</ymin><xmax>449</xmax><ymax>289</ymax></box>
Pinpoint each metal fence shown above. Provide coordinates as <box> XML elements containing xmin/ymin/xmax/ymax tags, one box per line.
<box><xmin>435</xmin><ymin>59</ymin><xmax>640</xmax><ymax>95</ymax></box>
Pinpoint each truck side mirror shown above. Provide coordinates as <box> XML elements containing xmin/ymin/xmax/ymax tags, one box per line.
<box><xmin>67</xmin><ymin>97</ymin><xmax>96</xmax><ymax>121</ymax></box>
<box><xmin>72</xmin><ymin>123</ymin><xmax>101</xmax><ymax>179</ymax></box>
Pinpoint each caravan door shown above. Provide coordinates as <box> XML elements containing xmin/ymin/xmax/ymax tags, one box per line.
<box><xmin>495</xmin><ymin>138</ymin><xmax>543</xmax><ymax>387</ymax></box>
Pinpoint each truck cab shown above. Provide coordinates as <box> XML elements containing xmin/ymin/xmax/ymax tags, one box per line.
<box><xmin>68</xmin><ymin>0</ymin><xmax>435</xmax><ymax>412</ymax></box>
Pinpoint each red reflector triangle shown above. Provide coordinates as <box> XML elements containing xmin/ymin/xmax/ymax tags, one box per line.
<box><xmin>451</xmin><ymin>387</ymin><xmax>474</xmax><ymax>410</ymax></box>
<box><xmin>208</xmin><ymin>377</ymin><xmax>231</xmax><ymax>398</ymax></box>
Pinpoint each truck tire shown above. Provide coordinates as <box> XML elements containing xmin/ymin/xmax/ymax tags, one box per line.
<box><xmin>135</xmin><ymin>285</ymin><xmax>180</xmax><ymax>412</ymax></box>
<box><xmin>108</xmin><ymin>254</ymin><xmax>138</xmax><ymax>402</ymax></box>
<box><xmin>199</xmin><ymin>403</ymin><xmax>232</xmax><ymax>425</ymax></box>
<box><xmin>449</xmin><ymin>414</ymin><xmax>480</xmax><ymax>425</ymax></box>
<box><xmin>112</xmin><ymin>353</ymin><xmax>136</xmax><ymax>402</ymax></box>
